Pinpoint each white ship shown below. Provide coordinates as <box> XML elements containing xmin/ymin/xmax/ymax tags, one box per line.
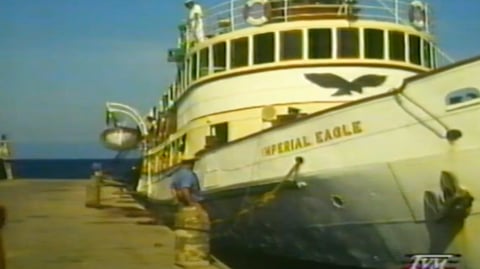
<box><xmin>100</xmin><ymin>0</ymin><xmax>480</xmax><ymax>268</ymax></box>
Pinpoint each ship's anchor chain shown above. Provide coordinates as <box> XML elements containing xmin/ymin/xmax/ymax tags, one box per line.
<box><xmin>210</xmin><ymin>156</ymin><xmax>305</xmax><ymax>226</ymax></box>
<box><xmin>425</xmin><ymin>171</ymin><xmax>474</xmax><ymax>222</ymax></box>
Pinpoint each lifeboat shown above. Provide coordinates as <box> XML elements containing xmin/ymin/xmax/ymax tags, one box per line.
<box><xmin>100</xmin><ymin>126</ymin><xmax>142</xmax><ymax>151</ymax></box>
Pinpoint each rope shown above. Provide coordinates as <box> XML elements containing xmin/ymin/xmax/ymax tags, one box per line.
<box><xmin>230</xmin><ymin>128</ymin><xmax>266</xmax><ymax>229</ymax></box>
<box><xmin>210</xmin><ymin>156</ymin><xmax>304</xmax><ymax>226</ymax></box>
<box><xmin>393</xmin><ymin>92</ymin><xmax>450</xmax><ymax>139</ymax></box>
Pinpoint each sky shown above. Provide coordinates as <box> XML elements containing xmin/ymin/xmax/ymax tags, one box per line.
<box><xmin>0</xmin><ymin>0</ymin><xmax>479</xmax><ymax>159</ymax></box>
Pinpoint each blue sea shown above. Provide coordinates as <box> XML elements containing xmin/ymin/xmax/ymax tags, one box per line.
<box><xmin>4</xmin><ymin>158</ymin><xmax>140</xmax><ymax>180</ymax></box>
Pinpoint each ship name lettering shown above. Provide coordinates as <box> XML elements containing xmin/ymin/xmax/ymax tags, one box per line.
<box><xmin>315</xmin><ymin>121</ymin><xmax>362</xmax><ymax>144</ymax></box>
<box><xmin>263</xmin><ymin>136</ymin><xmax>312</xmax><ymax>156</ymax></box>
<box><xmin>261</xmin><ymin>121</ymin><xmax>363</xmax><ymax>156</ymax></box>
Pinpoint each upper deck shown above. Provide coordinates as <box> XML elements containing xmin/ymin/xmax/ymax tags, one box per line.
<box><xmin>161</xmin><ymin>0</ymin><xmax>452</xmax><ymax>111</ymax></box>
<box><xmin>137</xmin><ymin>0</ymin><xmax>454</xmax><ymax>165</ymax></box>
<box><xmin>201</xmin><ymin>0</ymin><xmax>434</xmax><ymax>38</ymax></box>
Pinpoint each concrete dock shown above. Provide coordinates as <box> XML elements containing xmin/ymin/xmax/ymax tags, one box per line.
<box><xmin>0</xmin><ymin>179</ymin><xmax>225</xmax><ymax>269</ymax></box>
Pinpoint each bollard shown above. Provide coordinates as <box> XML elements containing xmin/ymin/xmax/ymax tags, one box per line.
<box><xmin>0</xmin><ymin>205</ymin><xmax>6</xmax><ymax>269</ymax></box>
<box><xmin>85</xmin><ymin>173</ymin><xmax>102</xmax><ymax>208</ymax></box>
<box><xmin>174</xmin><ymin>206</ymin><xmax>211</xmax><ymax>267</ymax></box>
<box><xmin>3</xmin><ymin>162</ymin><xmax>13</xmax><ymax>181</ymax></box>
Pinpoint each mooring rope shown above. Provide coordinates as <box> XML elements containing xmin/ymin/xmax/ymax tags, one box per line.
<box><xmin>210</xmin><ymin>156</ymin><xmax>304</xmax><ymax>227</ymax></box>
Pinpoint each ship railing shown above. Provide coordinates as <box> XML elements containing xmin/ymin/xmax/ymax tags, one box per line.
<box><xmin>200</xmin><ymin>0</ymin><xmax>434</xmax><ymax>37</ymax></box>
<box><xmin>433</xmin><ymin>46</ymin><xmax>455</xmax><ymax>67</ymax></box>
<box><xmin>105</xmin><ymin>102</ymin><xmax>149</xmax><ymax>137</ymax></box>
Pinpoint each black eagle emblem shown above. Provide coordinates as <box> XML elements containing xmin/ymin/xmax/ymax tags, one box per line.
<box><xmin>304</xmin><ymin>73</ymin><xmax>387</xmax><ymax>96</ymax></box>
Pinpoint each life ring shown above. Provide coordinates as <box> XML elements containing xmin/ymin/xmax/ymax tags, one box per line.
<box><xmin>409</xmin><ymin>0</ymin><xmax>426</xmax><ymax>30</ymax></box>
<box><xmin>243</xmin><ymin>0</ymin><xmax>271</xmax><ymax>26</ymax></box>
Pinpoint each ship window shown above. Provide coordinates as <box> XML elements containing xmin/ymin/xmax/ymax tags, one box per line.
<box><xmin>280</xmin><ymin>30</ymin><xmax>303</xmax><ymax>60</ymax></box>
<box><xmin>308</xmin><ymin>28</ymin><xmax>332</xmax><ymax>59</ymax></box>
<box><xmin>213</xmin><ymin>42</ymin><xmax>226</xmax><ymax>73</ymax></box>
<box><xmin>190</xmin><ymin>54</ymin><xmax>198</xmax><ymax>81</ymax></box>
<box><xmin>176</xmin><ymin>67</ymin><xmax>182</xmax><ymax>92</ymax></box>
<box><xmin>446</xmin><ymin>88</ymin><xmax>480</xmax><ymax>105</ymax></box>
<box><xmin>179</xmin><ymin>134</ymin><xmax>186</xmax><ymax>153</ymax></box>
<box><xmin>185</xmin><ymin>58</ymin><xmax>191</xmax><ymax>84</ymax></box>
<box><xmin>172</xmin><ymin>84</ymin><xmax>178</xmax><ymax>100</ymax></box>
<box><xmin>162</xmin><ymin>94</ymin><xmax>168</xmax><ymax>109</ymax></box>
<box><xmin>408</xmin><ymin>35</ymin><xmax>421</xmax><ymax>65</ymax></box>
<box><xmin>364</xmin><ymin>29</ymin><xmax>384</xmax><ymax>59</ymax></box>
<box><xmin>168</xmin><ymin>84</ymin><xmax>174</xmax><ymax>102</ymax></box>
<box><xmin>423</xmin><ymin>40</ymin><xmax>432</xmax><ymax>68</ymax></box>
<box><xmin>389</xmin><ymin>31</ymin><xmax>405</xmax><ymax>61</ymax></box>
<box><xmin>178</xmin><ymin>72</ymin><xmax>184</xmax><ymax>92</ymax></box>
<box><xmin>254</xmin><ymin>32</ymin><xmax>275</xmax><ymax>64</ymax></box>
<box><xmin>231</xmin><ymin>37</ymin><xmax>249</xmax><ymax>69</ymax></box>
<box><xmin>337</xmin><ymin>28</ymin><xmax>359</xmax><ymax>58</ymax></box>
<box><xmin>211</xmin><ymin>122</ymin><xmax>229</xmax><ymax>145</ymax></box>
<box><xmin>199</xmin><ymin>48</ymin><xmax>209</xmax><ymax>77</ymax></box>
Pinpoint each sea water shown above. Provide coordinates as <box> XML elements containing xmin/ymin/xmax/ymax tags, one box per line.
<box><xmin>5</xmin><ymin>158</ymin><xmax>139</xmax><ymax>180</ymax></box>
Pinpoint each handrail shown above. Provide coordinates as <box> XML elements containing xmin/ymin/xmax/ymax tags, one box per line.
<box><xmin>435</xmin><ymin>48</ymin><xmax>455</xmax><ymax>66</ymax></box>
<box><xmin>104</xmin><ymin>102</ymin><xmax>151</xmax><ymax>192</ymax></box>
<box><xmin>190</xmin><ymin>0</ymin><xmax>454</xmax><ymax>67</ymax></box>
<box><xmin>105</xmin><ymin>102</ymin><xmax>149</xmax><ymax>136</ymax></box>
<box><xmin>198</xmin><ymin>0</ymin><xmax>435</xmax><ymax>37</ymax></box>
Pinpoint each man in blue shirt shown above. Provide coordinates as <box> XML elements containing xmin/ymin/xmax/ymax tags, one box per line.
<box><xmin>170</xmin><ymin>156</ymin><xmax>203</xmax><ymax>209</ymax></box>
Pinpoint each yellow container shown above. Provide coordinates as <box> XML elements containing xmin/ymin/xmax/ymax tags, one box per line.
<box><xmin>174</xmin><ymin>206</ymin><xmax>210</xmax><ymax>267</ymax></box>
<box><xmin>174</xmin><ymin>206</ymin><xmax>210</xmax><ymax>231</ymax></box>
<box><xmin>85</xmin><ymin>178</ymin><xmax>101</xmax><ymax>208</ymax></box>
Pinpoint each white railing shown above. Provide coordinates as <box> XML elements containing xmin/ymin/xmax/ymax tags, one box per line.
<box><xmin>199</xmin><ymin>0</ymin><xmax>434</xmax><ymax>36</ymax></box>
<box><xmin>434</xmin><ymin>47</ymin><xmax>455</xmax><ymax>67</ymax></box>
<box><xmin>105</xmin><ymin>102</ymin><xmax>149</xmax><ymax>136</ymax></box>
<box><xmin>187</xmin><ymin>0</ymin><xmax>454</xmax><ymax>67</ymax></box>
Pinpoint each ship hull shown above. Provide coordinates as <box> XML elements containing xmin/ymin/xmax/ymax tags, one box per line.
<box><xmin>132</xmin><ymin>57</ymin><xmax>480</xmax><ymax>268</ymax></box>
<box><xmin>136</xmin><ymin>151</ymin><xmax>480</xmax><ymax>268</ymax></box>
